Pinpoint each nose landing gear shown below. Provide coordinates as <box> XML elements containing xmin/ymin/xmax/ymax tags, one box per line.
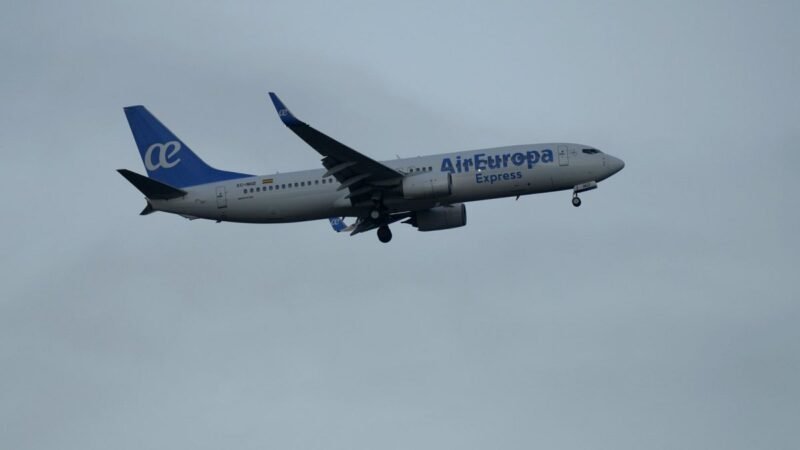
<box><xmin>377</xmin><ymin>225</ymin><xmax>392</xmax><ymax>243</ymax></box>
<box><xmin>571</xmin><ymin>181</ymin><xmax>597</xmax><ymax>207</ymax></box>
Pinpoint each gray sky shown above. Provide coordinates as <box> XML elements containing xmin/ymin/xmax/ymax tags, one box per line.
<box><xmin>1</xmin><ymin>1</ymin><xmax>799</xmax><ymax>449</ymax></box>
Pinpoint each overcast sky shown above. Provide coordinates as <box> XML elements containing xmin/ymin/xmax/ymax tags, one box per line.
<box><xmin>1</xmin><ymin>1</ymin><xmax>799</xmax><ymax>449</ymax></box>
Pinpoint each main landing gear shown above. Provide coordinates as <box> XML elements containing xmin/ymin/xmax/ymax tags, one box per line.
<box><xmin>371</xmin><ymin>196</ymin><xmax>393</xmax><ymax>242</ymax></box>
<box><xmin>572</xmin><ymin>194</ymin><xmax>582</xmax><ymax>207</ymax></box>
<box><xmin>377</xmin><ymin>225</ymin><xmax>392</xmax><ymax>243</ymax></box>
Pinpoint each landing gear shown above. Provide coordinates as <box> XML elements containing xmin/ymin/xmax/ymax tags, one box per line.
<box><xmin>377</xmin><ymin>225</ymin><xmax>392</xmax><ymax>243</ymax></box>
<box><xmin>370</xmin><ymin>209</ymin><xmax>381</xmax><ymax>220</ymax></box>
<box><xmin>572</xmin><ymin>181</ymin><xmax>596</xmax><ymax>207</ymax></box>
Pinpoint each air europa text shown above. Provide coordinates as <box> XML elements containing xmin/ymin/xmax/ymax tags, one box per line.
<box><xmin>440</xmin><ymin>149</ymin><xmax>554</xmax><ymax>173</ymax></box>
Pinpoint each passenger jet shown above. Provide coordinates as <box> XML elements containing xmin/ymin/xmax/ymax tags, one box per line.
<box><xmin>118</xmin><ymin>93</ymin><xmax>625</xmax><ymax>242</ymax></box>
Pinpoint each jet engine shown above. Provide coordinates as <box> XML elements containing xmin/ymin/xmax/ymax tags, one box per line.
<box><xmin>414</xmin><ymin>204</ymin><xmax>467</xmax><ymax>231</ymax></box>
<box><xmin>402</xmin><ymin>172</ymin><xmax>452</xmax><ymax>199</ymax></box>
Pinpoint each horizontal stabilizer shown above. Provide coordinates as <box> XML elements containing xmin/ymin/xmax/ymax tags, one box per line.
<box><xmin>117</xmin><ymin>169</ymin><xmax>186</xmax><ymax>200</ymax></box>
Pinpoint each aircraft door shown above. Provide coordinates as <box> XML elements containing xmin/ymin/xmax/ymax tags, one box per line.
<box><xmin>216</xmin><ymin>186</ymin><xmax>227</xmax><ymax>208</ymax></box>
<box><xmin>558</xmin><ymin>145</ymin><xmax>569</xmax><ymax>166</ymax></box>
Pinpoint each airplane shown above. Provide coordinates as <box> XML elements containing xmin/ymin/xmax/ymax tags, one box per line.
<box><xmin>118</xmin><ymin>93</ymin><xmax>625</xmax><ymax>243</ymax></box>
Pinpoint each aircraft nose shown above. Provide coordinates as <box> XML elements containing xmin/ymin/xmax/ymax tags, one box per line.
<box><xmin>608</xmin><ymin>156</ymin><xmax>625</xmax><ymax>175</ymax></box>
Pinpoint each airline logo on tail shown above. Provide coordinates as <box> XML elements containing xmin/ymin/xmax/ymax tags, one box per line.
<box><xmin>144</xmin><ymin>141</ymin><xmax>182</xmax><ymax>171</ymax></box>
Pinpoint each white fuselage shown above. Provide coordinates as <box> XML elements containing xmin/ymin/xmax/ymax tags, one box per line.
<box><xmin>149</xmin><ymin>143</ymin><xmax>623</xmax><ymax>223</ymax></box>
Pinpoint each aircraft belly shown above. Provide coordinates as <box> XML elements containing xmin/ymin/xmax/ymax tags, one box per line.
<box><xmin>151</xmin><ymin>194</ymin><xmax>217</xmax><ymax>219</ymax></box>
<box><xmin>444</xmin><ymin>165</ymin><xmax>569</xmax><ymax>203</ymax></box>
<box><xmin>225</xmin><ymin>190</ymin><xmax>351</xmax><ymax>223</ymax></box>
<box><xmin>524</xmin><ymin>166</ymin><xmax>557</xmax><ymax>192</ymax></box>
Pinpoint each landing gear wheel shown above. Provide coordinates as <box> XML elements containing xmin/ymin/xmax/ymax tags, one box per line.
<box><xmin>572</xmin><ymin>196</ymin><xmax>582</xmax><ymax>207</ymax></box>
<box><xmin>377</xmin><ymin>226</ymin><xmax>392</xmax><ymax>243</ymax></box>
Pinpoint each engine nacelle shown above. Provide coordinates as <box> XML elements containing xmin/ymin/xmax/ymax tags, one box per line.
<box><xmin>415</xmin><ymin>204</ymin><xmax>467</xmax><ymax>231</ymax></box>
<box><xmin>402</xmin><ymin>172</ymin><xmax>452</xmax><ymax>199</ymax></box>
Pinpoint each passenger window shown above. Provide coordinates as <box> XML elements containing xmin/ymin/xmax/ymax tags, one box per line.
<box><xmin>269</xmin><ymin>186</ymin><xmax>273</xmax><ymax>191</ymax></box>
<box><xmin>301</xmin><ymin>182</ymin><xmax>305</xmax><ymax>187</ymax></box>
<box><xmin>428</xmin><ymin>166</ymin><xmax>432</xmax><ymax>171</ymax></box>
<box><xmin>315</xmin><ymin>180</ymin><xmax>319</xmax><ymax>185</ymax></box>
<box><xmin>281</xmin><ymin>184</ymin><xmax>286</xmax><ymax>189</ymax></box>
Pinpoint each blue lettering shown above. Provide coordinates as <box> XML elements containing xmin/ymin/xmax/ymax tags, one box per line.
<box><xmin>444</xmin><ymin>149</ymin><xmax>554</xmax><ymax>174</ymax></box>
<box><xmin>526</xmin><ymin>150</ymin><xmax>540</xmax><ymax>168</ymax></box>
<box><xmin>441</xmin><ymin>158</ymin><xmax>454</xmax><ymax>173</ymax></box>
<box><xmin>474</xmin><ymin>170</ymin><xmax>525</xmax><ymax>185</ymax></box>
<box><xmin>475</xmin><ymin>153</ymin><xmax>486</xmax><ymax>170</ymax></box>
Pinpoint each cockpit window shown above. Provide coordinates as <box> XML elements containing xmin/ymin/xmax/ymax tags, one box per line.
<box><xmin>582</xmin><ymin>148</ymin><xmax>601</xmax><ymax>154</ymax></box>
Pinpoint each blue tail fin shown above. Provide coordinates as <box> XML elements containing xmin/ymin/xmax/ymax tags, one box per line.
<box><xmin>124</xmin><ymin>106</ymin><xmax>252</xmax><ymax>188</ymax></box>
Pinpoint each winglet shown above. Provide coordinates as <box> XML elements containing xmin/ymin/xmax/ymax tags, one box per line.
<box><xmin>329</xmin><ymin>217</ymin><xmax>347</xmax><ymax>232</ymax></box>
<box><xmin>268</xmin><ymin>92</ymin><xmax>302</xmax><ymax>127</ymax></box>
<box><xmin>328</xmin><ymin>217</ymin><xmax>355</xmax><ymax>233</ymax></box>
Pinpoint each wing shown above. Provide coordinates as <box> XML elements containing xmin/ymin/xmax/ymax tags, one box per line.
<box><xmin>268</xmin><ymin>93</ymin><xmax>402</xmax><ymax>205</ymax></box>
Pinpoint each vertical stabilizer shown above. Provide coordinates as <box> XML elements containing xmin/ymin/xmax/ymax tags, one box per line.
<box><xmin>124</xmin><ymin>106</ymin><xmax>252</xmax><ymax>188</ymax></box>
